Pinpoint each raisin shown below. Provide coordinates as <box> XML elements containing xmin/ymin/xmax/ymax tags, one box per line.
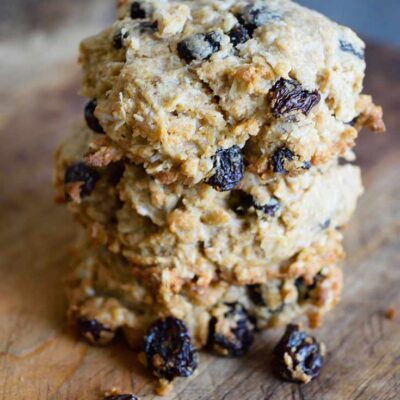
<box><xmin>139</xmin><ymin>21</ymin><xmax>158</xmax><ymax>33</ymax></box>
<box><xmin>238</xmin><ymin>4</ymin><xmax>280</xmax><ymax>35</ymax></box>
<box><xmin>348</xmin><ymin>116</ymin><xmax>359</xmax><ymax>126</ymax></box>
<box><xmin>64</xmin><ymin>162</ymin><xmax>99</xmax><ymax>198</ymax></box>
<box><xmin>130</xmin><ymin>1</ymin><xmax>146</xmax><ymax>19</ymax></box>
<box><xmin>247</xmin><ymin>285</ymin><xmax>265</xmax><ymax>306</ymax></box>
<box><xmin>207</xmin><ymin>146</ymin><xmax>244</xmax><ymax>192</ymax></box>
<box><xmin>269</xmin><ymin>78</ymin><xmax>321</xmax><ymax>117</ymax></box>
<box><xmin>208</xmin><ymin>303</ymin><xmax>255</xmax><ymax>357</ymax></box>
<box><xmin>113</xmin><ymin>29</ymin><xmax>129</xmax><ymax>49</ymax></box>
<box><xmin>229</xmin><ymin>190</ymin><xmax>254</xmax><ymax>216</ymax></box>
<box><xmin>144</xmin><ymin>317</ymin><xmax>198</xmax><ymax>381</ymax></box>
<box><xmin>104</xmin><ymin>395</ymin><xmax>138</xmax><ymax>400</ymax></box>
<box><xmin>320</xmin><ymin>219</ymin><xmax>331</xmax><ymax>230</ymax></box>
<box><xmin>177</xmin><ymin>31</ymin><xmax>222</xmax><ymax>63</ymax></box>
<box><xmin>271</xmin><ymin>147</ymin><xmax>294</xmax><ymax>174</ymax></box>
<box><xmin>229</xmin><ymin>24</ymin><xmax>250</xmax><ymax>47</ymax></box>
<box><xmin>84</xmin><ymin>99</ymin><xmax>104</xmax><ymax>134</ymax></box>
<box><xmin>339</xmin><ymin>40</ymin><xmax>365</xmax><ymax>60</ymax></box>
<box><xmin>254</xmin><ymin>198</ymin><xmax>281</xmax><ymax>217</ymax></box>
<box><xmin>77</xmin><ymin>317</ymin><xmax>116</xmax><ymax>345</ymax></box>
<box><xmin>229</xmin><ymin>190</ymin><xmax>281</xmax><ymax>216</ymax></box>
<box><xmin>273</xmin><ymin>324</ymin><xmax>325</xmax><ymax>383</ymax></box>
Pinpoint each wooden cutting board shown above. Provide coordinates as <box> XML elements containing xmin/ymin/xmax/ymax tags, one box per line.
<box><xmin>1</xmin><ymin>2</ymin><xmax>399</xmax><ymax>399</ymax></box>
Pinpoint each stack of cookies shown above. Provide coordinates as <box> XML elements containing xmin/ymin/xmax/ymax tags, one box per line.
<box><xmin>55</xmin><ymin>0</ymin><xmax>384</xmax><ymax>389</ymax></box>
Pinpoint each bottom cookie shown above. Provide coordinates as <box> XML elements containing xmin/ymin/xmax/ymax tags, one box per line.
<box><xmin>66</xmin><ymin>229</ymin><xmax>344</xmax><ymax>351</ymax></box>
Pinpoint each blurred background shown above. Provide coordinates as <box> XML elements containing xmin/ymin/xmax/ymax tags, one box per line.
<box><xmin>1</xmin><ymin>0</ymin><xmax>400</xmax><ymax>45</ymax></box>
<box><xmin>299</xmin><ymin>0</ymin><xmax>400</xmax><ymax>47</ymax></box>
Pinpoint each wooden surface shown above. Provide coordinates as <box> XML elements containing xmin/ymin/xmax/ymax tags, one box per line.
<box><xmin>1</xmin><ymin>3</ymin><xmax>400</xmax><ymax>399</ymax></box>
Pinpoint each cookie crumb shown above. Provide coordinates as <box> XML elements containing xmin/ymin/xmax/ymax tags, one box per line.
<box><xmin>385</xmin><ymin>307</ymin><xmax>397</xmax><ymax>321</ymax></box>
<box><xmin>155</xmin><ymin>379</ymin><xmax>173</xmax><ymax>397</ymax></box>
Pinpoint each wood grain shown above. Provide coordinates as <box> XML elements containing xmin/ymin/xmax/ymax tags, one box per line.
<box><xmin>0</xmin><ymin>3</ymin><xmax>399</xmax><ymax>399</ymax></box>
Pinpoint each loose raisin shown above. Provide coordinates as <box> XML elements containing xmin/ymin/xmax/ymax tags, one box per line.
<box><xmin>229</xmin><ymin>24</ymin><xmax>250</xmax><ymax>47</ymax></box>
<box><xmin>130</xmin><ymin>2</ymin><xmax>146</xmax><ymax>19</ymax></box>
<box><xmin>208</xmin><ymin>303</ymin><xmax>255</xmax><ymax>357</ymax></box>
<box><xmin>144</xmin><ymin>317</ymin><xmax>198</xmax><ymax>381</ymax></box>
<box><xmin>177</xmin><ymin>31</ymin><xmax>222</xmax><ymax>63</ymax></box>
<box><xmin>64</xmin><ymin>162</ymin><xmax>99</xmax><ymax>198</ymax></box>
<box><xmin>207</xmin><ymin>146</ymin><xmax>244</xmax><ymax>192</ymax></box>
<box><xmin>339</xmin><ymin>40</ymin><xmax>365</xmax><ymax>60</ymax></box>
<box><xmin>273</xmin><ymin>324</ymin><xmax>325</xmax><ymax>383</ymax></box>
<box><xmin>269</xmin><ymin>78</ymin><xmax>321</xmax><ymax>117</ymax></box>
<box><xmin>271</xmin><ymin>147</ymin><xmax>294</xmax><ymax>174</ymax></box>
<box><xmin>77</xmin><ymin>317</ymin><xmax>116</xmax><ymax>345</ymax></box>
<box><xmin>104</xmin><ymin>395</ymin><xmax>138</xmax><ymax>400</ymax></box>
<box><xmin>238</xmin><ymin>4</ymin><xmax>280</xmax><ymax>35</ymax></box>
<box><xmin>113</xmin><ymin>29</ymin><xmax>129</xmax><ymax>49</ymax></box>
<box><xmin>84</xmin><ymin>100</ymin><xmax>104</xmax><ymax>134</ymax></box>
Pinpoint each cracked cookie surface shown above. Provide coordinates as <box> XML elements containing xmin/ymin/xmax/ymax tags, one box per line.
<box><xmin>79</xmin><ymin>0</ymin><xmax>383</xmax><ymax>185</ymax></box>
<box><xmin>55</xmin><ymin>125</ymin><xmax>362</xmax><ymax>280</ymax></box>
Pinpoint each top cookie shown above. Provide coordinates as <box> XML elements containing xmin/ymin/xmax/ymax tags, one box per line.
<box><xmin>80</xmin><ymin>0</ymin><xmax>384</xmax><ymax>187</ymax></box>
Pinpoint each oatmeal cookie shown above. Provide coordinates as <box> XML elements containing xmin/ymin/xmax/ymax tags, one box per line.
<box><xmin>55</xmin><ymin>125</ymin><xmax>362</xmax><ymax>277</ymax></box>
<box><xmin>66</xmin><ymin>229</ymin><xmax>344</xmax><ymax>349</ymax></box>
<box><xmin>78</xmin><ymin>0</ymin><xmax>383</xmax><ymax>185</ymax></box>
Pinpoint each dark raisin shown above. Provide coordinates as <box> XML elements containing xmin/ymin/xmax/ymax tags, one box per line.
<box><xmin>177</xmin><ymin>31</ymin><xmax>222</xmax><ymax>63</ymax></box>
<box><xmin>271</xmin><ymin>147</ymin><xmax>294</xmax><ymax>174</ymax></box>
<box><xmin>130</xmin><ymin>1</ymin><xmax>146</xmax><ymax>19</ymax></box>
<box><xmin>144</xmin><ymin>317</ymin><xmax>198</xmax><ymax>381</ymax></box>
<box><xmin>229</xmin><ymin>24</ymin><xmax>250</xmax><ymax>47</ymax></box>
<box><xmin>84</xmin><ymin>99</ymin><xmax>104</xmax><ymax>134</ymax></box>
<box><xmin>247</xmin><ymin>285</ymin><xmax>265</xmax><ymax>306</ymax></box>
<box><xmin>208</xmin><ymin>303</ymin><xmax>255</xmax><ymax>357</ymax></box>
<box><xmin>229</xmin><ymin>190</ymin><xmax>281</xmax><ymax>217</ymax></box>
<box><xmin>248</xmin><ymin>284</ymin><xmax>285</xmax><ymax>313</ymax></box>
<box><xmin>269</xmin><ymin>78</ymin><xmax>321</xmax><ymax>117</ymax></box>
<box><xmin>77</xmin><ymin>317</ymin><xmax>116</xmax><ymax>345</ymax></box>
<box><xmin>64</xmin><ymin>162</ymin><xmax>99</xmax><ymax>198</ymax></box>
<box><xmin>104</xmin><ymin>395</ymin><xmax>138</xmax><ymax>400</ymax></box>
<box><xmin>229</xmin><ymin>190</ymin><xmax>254</xmax><ymax>216</ymax></box>
<box><xmin>113</xmin><ymin>29</ymin><xmax>129</xmax><ymax>49</ymax></box>
<box><xmin>108</xmin><ymin>162</ymin><xmax>125</xmax><ymax>186</ymax></box>
<box><xmin>238</xmin><ymin>4</ymin><xmax>280</xmax><ymax>35</ymax></box>
<box><xmin>254</xmin><ymin>198</ymin><xmax>281</xmax><ymax>217</ymax></box>
<box><xmin>207</xmin><ymin>146</ymin><xmax>244</xmax><ymax>192</ymax></box>
<box><xmin>348</xmin><ymin>115</ymin><xmax>359</xmax><ymax>126</ymax></box>
<box><xmin>302</xmin><ymin>161</ymin><xmax>312</xmax><ymax>170</ymax></box>
<box><xmin>339</xmin><ymin>40</ymin><xmax>365</xmax><ymax>60</ymax></box>
<box><xmin>320</xmin><ymin>219</ymin><xmax>331</xmax><ymax>230</ymax></box>
<box><xmin>273</xmin><ymin>324</ymin><xmax>325</xmax><ymax>383</ymax></box>
<box><xmin>139</xmin><ymin>21</ymin><xmax>158</xmax><ymax>33</ymax></box>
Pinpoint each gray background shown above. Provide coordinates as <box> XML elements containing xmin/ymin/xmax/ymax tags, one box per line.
<box><xmin>298</xmin><ymin>0</ymin><xmax>400</xmax><ymax>46</ymax></box>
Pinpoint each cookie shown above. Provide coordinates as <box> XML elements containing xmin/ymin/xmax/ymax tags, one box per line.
<box><xmin>79</xmin><ymin>0</ymin><xmax>384</xmax><ymax>185</ymax></box>
<box><xmin>55</xmin><ymin>125</ymin><xmax>362</xmax><ymax>278</ymax></box>
<box><xmin>66</xmin><ymin>228</ymin><xmax>344</xmax><ymax>350</ymax></box>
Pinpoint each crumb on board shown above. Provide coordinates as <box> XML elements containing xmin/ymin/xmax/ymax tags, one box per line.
<box><xmin>385</xmin><ymin>307</ymin><xmax>397</xmax><ymax>321</ymax></box>
<box><xmin>156</xmin><ymin>379</ymin><xmax>173</xmax><ymax>397</ymax></box>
